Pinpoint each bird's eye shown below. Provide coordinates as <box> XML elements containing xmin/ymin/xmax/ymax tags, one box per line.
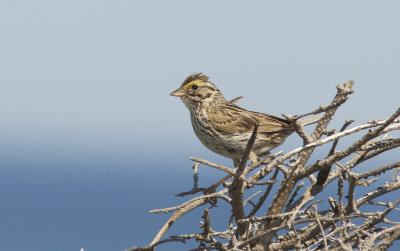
<box><xmin>191</xmin><ymin>84</ymin><xmax>198</xmax><ymax>90</ymax></box>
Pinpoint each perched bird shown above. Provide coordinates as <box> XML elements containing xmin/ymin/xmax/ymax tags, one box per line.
<box><xmin>170</xmin><ymin>73</ymin><xmax>318</xmax><ymax>165</ymax></box>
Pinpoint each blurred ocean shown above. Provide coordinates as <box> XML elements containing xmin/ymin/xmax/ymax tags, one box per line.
<box><xmin>1</xmin><ymin>141</ymin><xmax>399</xmax><ymax>250</ymax></box>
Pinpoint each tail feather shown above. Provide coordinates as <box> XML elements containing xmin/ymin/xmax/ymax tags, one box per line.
<box><xmin>299</xmin><ymin>115</ymin><xmax>322</xmax><ymax>126</ymax></box>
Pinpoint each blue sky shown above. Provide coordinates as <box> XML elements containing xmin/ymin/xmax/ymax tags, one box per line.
<box><xmin>1</xmin><ymin>1</ymin><xmax>400</xmax><ymax>250</ymax></box>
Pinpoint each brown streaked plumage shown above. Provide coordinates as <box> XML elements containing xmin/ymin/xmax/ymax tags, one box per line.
<box><xmin>181</xmin><ymin>72</ymin><xmax>210</xmax><ymax>87</ymax></box>
<box><xmin>170</xmin><ymin>73</ymin><xmax>318</xmax><ymax>164</ymax></box>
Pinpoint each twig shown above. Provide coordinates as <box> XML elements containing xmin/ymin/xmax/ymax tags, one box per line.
<box><xmin>190</xmin><ymin>157</ymin><xmax>234</xmax><ymax>175</ymax></box>
<box><xmin>328</xmin><ymin>120</ymin><xmax>354</xmax><ymax>157</ymax></box>
<box><xmin>229</xmin><ymin>123</ymin><xmax>259</xmax><ymax>236</ymax></box>
<box><xmin>151</xmin><ymin>189</ymin><xmax>229</xmax><ymax>214</ymax></box>
<box><xmin>286</xmin><ymin>182</ymin><xmax>305</xmax><ymax>211</ymax></box>
<box><xmin>282</xmin><ymin>113</ymin><xmax>314</xmax><ymax>144</ymax></box>
<box><xmin>313</xmin><ymin>205</ymin><xmax>328</xmax><ymax>251</ymax></box>
<box><xmin>126</xmin><ymin>237</ymin><xmax>186</xmax><ymax>251</ymax></box>
<box><xmin>314</xmin><ymin>120</ymin><xmax>355</xmax><ymax>188</ymax></box>
<box><xmin>247</xmin><ymin>167</ymin><xmax>280</xmax><ymax>218</ymax></box>
<box><xmin>356</xmin><ymin>161</ymin><xmax>400</xmax><ymax>180</ymax></box>
<box><xmin>243</xmin><ymin>191</ymin><xmax>262</xmax><ymax>207</ymax></box>
<box><xmin>176</xmin><ymin>162</ymin><xmax>206</xmax><ymax>197</ymax></box>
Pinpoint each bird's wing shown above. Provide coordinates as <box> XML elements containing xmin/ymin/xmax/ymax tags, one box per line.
<box><xmin>256</xmin><ymin>111</ymin><xmax>293</xmax><ymax>133</ymax></box>
<box><xmin>209</xmin><ymin>104</ymin><xmax>293</xmax><ymax>134</ymax></box>
<box><xmin>228</xmin><ymin>96</ymin><xmax>243</xmax><ymax>104</ymax></box>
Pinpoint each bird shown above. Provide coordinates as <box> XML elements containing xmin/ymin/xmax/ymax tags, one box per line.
<box><xmin>170</xmin><ymin>73</ymin><xmax>319</xmax><ymax>166</ymax></box>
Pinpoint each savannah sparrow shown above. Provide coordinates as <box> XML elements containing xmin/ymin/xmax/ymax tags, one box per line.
<box><xmin>171</xmin><ymin>73</ymin><xmax>317</xmax><ymax>164</ymax></box>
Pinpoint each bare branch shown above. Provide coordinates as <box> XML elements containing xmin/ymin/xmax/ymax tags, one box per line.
<box><xmin>190</xmin><ymin>157</ymin><xmax>234</xmax><ymax>175</ymax></box>
<box><xmin>176</xmin><ymin>162</ymin><xmax>205</xmax><ymax>197</ymax></box>
<box><xmin>229</xmin><ymin>123</ymin><xmax>259</xmax><ymax>236</ymax></box>
<box><xmin>129</xmin><ymin>81</ymin><xmax>400</xmax><ymax>251</ymax></box>
<box><xmin>313</xmin><ymin>205</ymin><xmax>328</xmax><ymax>251</ymax></box>
<box><xmin>247</xmin><ymin>167</ymin><xmax>279</xmax><ymax>218</ymax></box>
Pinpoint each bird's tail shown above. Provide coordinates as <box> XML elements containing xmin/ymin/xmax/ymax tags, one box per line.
<box><xmin>299</xmin><ymin>115</ymin><xmax>322</xmax><ymax>126</ymax></box>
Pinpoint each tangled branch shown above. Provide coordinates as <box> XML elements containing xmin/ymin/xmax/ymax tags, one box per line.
<box><xmin>127</xmin><ymin>81</ymin><xmax>400</xmax><ymax>251</ymax></box>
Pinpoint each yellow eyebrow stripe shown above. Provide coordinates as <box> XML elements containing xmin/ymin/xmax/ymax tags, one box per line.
<box><xmin>183</xmin><ymin>80</ymin><xmax>202</xmax><ymax>89</ymax></box>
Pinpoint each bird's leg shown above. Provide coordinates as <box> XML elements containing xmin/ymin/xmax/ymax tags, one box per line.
<box><xmin>249</xmin><ymin>151</ymin><xmax>259</xmax><ymax>164</ymax></box>
<box><xmin>233</xmin><ymin>158</ymin><xmax>241</xmax><ymax>168</ymax></box>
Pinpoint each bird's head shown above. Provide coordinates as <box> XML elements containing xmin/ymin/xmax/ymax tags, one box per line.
<box><xmin>170</xmin><ymin>73</ymin><xmax>225</xmax><ymax>110</ymax></box>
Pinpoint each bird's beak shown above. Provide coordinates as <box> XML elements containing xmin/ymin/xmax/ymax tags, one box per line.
<box><xmin>170</xmin><ymin>88</ymin><xmax>186</xmax><ymax>97</ymax></box>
